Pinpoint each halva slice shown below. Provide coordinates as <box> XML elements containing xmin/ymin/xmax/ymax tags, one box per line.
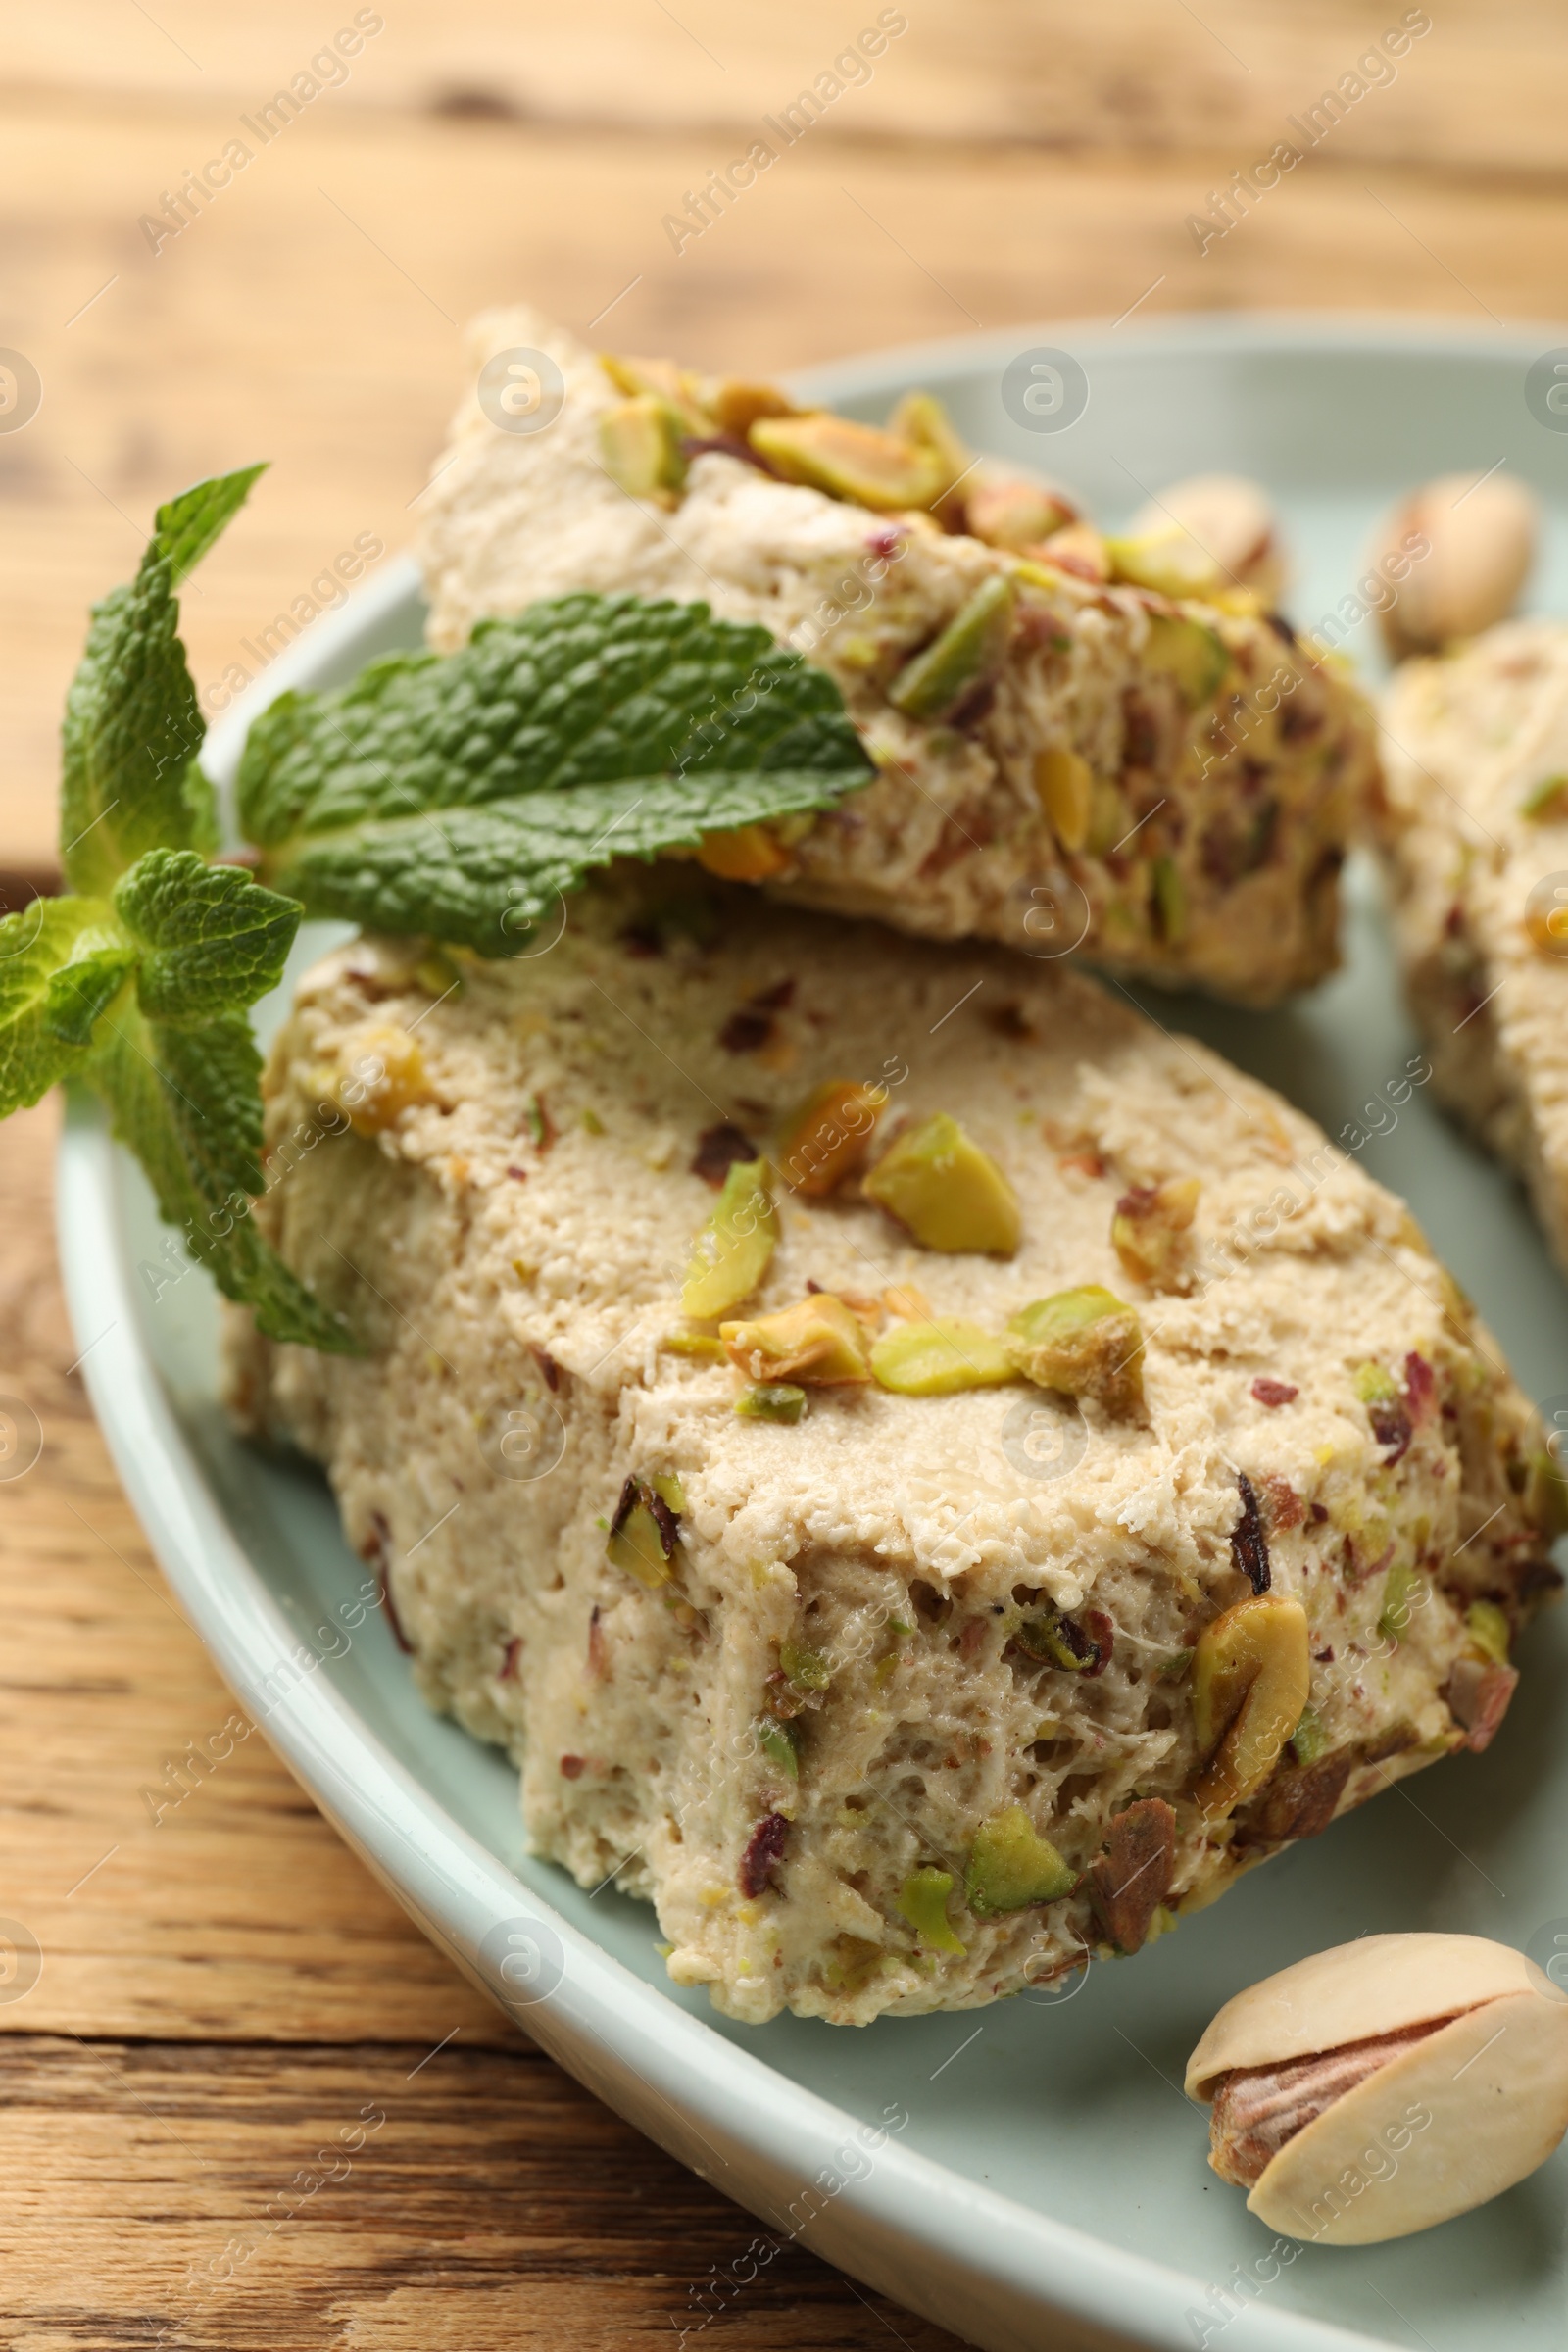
<box><xmin>227</xmin><ymin>875</ymin><xmax>1560</xmax><ymax>2025</ymax></box>
<box><xmin>1379</xmin><ymin>619</ymin><xmax>1568</xmax><ymax>1273</ymax></box>
<box><xmin>416</xmin><ymin>306</ymin><xmax>1380</xmax><ymax>1005</ymax></box>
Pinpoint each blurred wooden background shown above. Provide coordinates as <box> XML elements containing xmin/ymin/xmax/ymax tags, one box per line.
<box><xmin>3</xmin><ymin>2</ymin><xmax>1567</xmax><ymax>2342</ymax></box>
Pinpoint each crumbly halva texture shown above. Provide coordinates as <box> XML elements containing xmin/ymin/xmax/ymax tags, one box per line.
<box><xmin>227</xmin><ymin>877</ymin><xmax>1558</xmax><ymax>2025</ymax></box>
<box><xmin>416</xmin><ymin>306</ymin><xmax>1379</xmax><ymax>1005</ymax></box>
<box><xmin>1380</xmin><ymin>621</ymin><xmax>1568</xmax><ymax>1272</ymax></box>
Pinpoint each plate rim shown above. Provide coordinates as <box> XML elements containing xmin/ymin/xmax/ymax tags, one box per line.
<box><xmin>68</xmin><ymin>309</ymin><xmax>1549</xmax><ymax>2352</ymax></box>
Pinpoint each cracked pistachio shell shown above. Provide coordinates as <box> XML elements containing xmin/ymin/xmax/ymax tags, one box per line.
<box><xmin>1188</xmin><ymin>1936</ymin><xmax>1568</xmax><ymax>2245</ymax></box>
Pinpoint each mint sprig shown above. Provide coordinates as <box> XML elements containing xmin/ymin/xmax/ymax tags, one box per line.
<box><xmin>236</xmin><ymin>592</ymin><xmax>874</xmax><ymax>953</ymax></box>
<box><xmin>6</xmin><ymin>486</ymin><xmax>876</xmax><ymax>1358</ymax></box>
<box><xmin>0</xmin><ymin>466</ymin><xmax>352</xmax><ymax>1352</ymax></box>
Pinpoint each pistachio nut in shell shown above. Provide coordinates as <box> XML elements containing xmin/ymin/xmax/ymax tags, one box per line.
<box><xmin>1187</xmin><ymin>1933</ymin><xmax>1568</xmax><ymax>2244</ymax></box>
<box><xmin>1374</xmin><ymin>471</ymin><xmax>1538</xmax><ymax>661</ymax></box>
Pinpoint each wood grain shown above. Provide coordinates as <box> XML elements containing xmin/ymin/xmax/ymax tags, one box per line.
<box><xmin>6</xmin><ymin>19</ymin><xmax>1568</xmax><ymax>874</ymax></box>
<box><xmin>12</xmin><ymin>0</ymin><xmax>1568</xmax><ymax>171</ymax></box>
<box><xmin>4</xmin><ymin>6</ymin><xmax>1567</xmax><ymax>2342</ymax></box>
<box><xmin>0</xmin><ymin>2035</ymin><xmax>952</xmax><ymax>2350</ymax></box>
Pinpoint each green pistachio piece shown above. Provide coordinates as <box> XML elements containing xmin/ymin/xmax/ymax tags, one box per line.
<box><xmin>1005</xmin><ymin>1285</ymin><xmax>1144</xmax><ymax>1416</ymax></box>
<box><xmin>606</xmin><ymin>1477</ymin><xmax>680</xmax><ymax>1590</ymax></box>
<box><xmin>888</xmin><ymin>575</ymin><xmax>1015</xmax><ymax>723</ymax></box>
<box><xmin>680</xmin><ymin>1158</ymin><xmax>777</xmax><ymax>1319</ymax></box>
<box><xmin>896</xmin><ymin>1865</ymin><xmax>966</xmax><ymax>1954</ymax></box>
<box><xmin>749</xmin><ymin>412</ymin><xmax>944</xmax><ymax>510</ymax></box>
<box><xmin>863</xmin><ymin>1112</ymin><xmax>1021</xmax><ymax>1255</ymax></box>
<box><xmin>889</xmin><ymin>389</ymin><xmax>970</xmax><ymax>501</ymax></box>
<box><xmin>1107</xmin><ymin>532</ymin><xmax>1228</xmax><ymax>599</ymax></box>
<box><xmin>664</xmin><ymin>1329</ymin><xmax>729</xmax><ymax>1360</ymax></box>
<box><xmin>1014</xmin><ymin>1601</ymin><xmax>1105</xmax><ymax>1674</ymax></box>
<box><xmin>735</xmin><ymin>1381</ymin><xmax>808</xmax><ymax>1424</ymax></box>
<box><xmin>1151</xmin><ymin>855</ymin><xmax>1187</xmax><ymax>945</ymax></box>
<box><xmin>870</xmin><ymin>1318</ymin><xmax>1019</xmax><ymax>1396</ymax></box>
<box><xmin>1354</xmin><ymin>1360</ymin><xmax>1399</xmax><ymax>1406</ymax></box>
<box><xmin>599</xmin><ymin>394</ymin><xmax>689</xmax><ymax>500</ymax></box>
<box><xmin>757</xmin><ymin>1717</ymin><xmax>802</xmax><ymax>1780</ymax></box>
<box><xmin>1377</xmin><ymin>1556</ymin><xmax>1419</xmax><ymax>1642</ymax></box>
<box><xmin>1138</xmin><ymin>612</ymin><xmax>1230</xmax><ymax>711</ymax></box>
<box><xmin>780</xmin><ymin>1638</ymin><xmax>832</xmax><ymax>1692</ymax></box>
<box><xmin>722</xmin><ymin>1295</ymin><xmax>872</xmax><ymax>1385</ymax></box>
<box><xmin>1466</xmin><ymin>1598</ymin><xmax>1511</xmax><ymax>1666</ymax></box>
<box><xmin>1289</xmin><ymin>1702</ymin><xmax>1329</xmax><ymax>1767</ymax></box>
<box><xmin>599</xmin><ymin>351</ymin><xmax>707</xmax><ymax>428</ymax></box>
<box><xmin>965</xmin><ymin>1805</ymin><xmax>1076</xmax><ymax>1915</ymax></box>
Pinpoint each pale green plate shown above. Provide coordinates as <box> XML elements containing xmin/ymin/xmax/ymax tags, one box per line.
<box><xmin>57</xmin><ymin>318</ymin><xmax>1568</xmax><ymax>2352</ymax></box>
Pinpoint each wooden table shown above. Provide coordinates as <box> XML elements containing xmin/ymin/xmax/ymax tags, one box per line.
<box><xmin>4</xmin><ymin>4</ymin><xmax>1566</xmax><ymax>2340</ymax></box>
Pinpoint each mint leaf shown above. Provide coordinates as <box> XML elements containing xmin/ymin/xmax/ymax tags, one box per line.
<box><xmin>61</xmin><ymin>464</ymin><xmax>266</xmax><ymax>896</ymax></box>
<box><xmin>115</xmin><ymin>849</ymin><xmax>301</xmax><ymax>1024</ymax></box>
<box><xmin>154</xmin><ymin>464</ymin><xmax>269</xmax><ymax>587</ymax></box>
<box><xmin>45</xmin><ymin>944</ymin><xmax>140</xmax><ymax>1046</ymax></box>
<box><xmin>23</xmin><ymin>463</ymin><xmax>354</xmax><ymax>1353</ymax></box>
<box><xmin>88</xmin><ymin>1001</ymin><xmax>353</xmax><ymax>1351</ymax></box>
<box><xmin>238</xmin><ymin>593</ymin><xmax>874</xmax><ymax>954</ymax></box>
<box><xmin>0</xmin><ymin>897</ymin><xmax>130</xmax><ymax>1112</ymax></box>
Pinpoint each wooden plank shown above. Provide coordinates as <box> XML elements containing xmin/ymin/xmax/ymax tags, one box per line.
<box><xmin>0</xmin><ymin>2034</ymin><xmax>959</xmax><ymax>2349</ymax></box>
<box><xmin>11</xmin><ymin>0</ymin><xmax>1568</xmax><ymax>174</ymax></box>
<box><xmin>0</xmin><ymin>1093</ymin><xmax>514</xmax><ymax>2043</ymax></box>
<box><xmin>5</xmin><ymin>94</ymin><xmax>1567</xmax><ymax>874</ymax></box>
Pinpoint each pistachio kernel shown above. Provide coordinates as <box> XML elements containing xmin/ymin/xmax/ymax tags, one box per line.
<box><xmin>965</xmin><ymin>471</ymin><xmax>1076</xmax><ymax>552</ymax></box>
<box><xmin>888</xmin><ymin>389</ymin><xmax>970</xmax><ymax>506</ymax></box>
<box><xmin>869</xmin><ymin>1318</ymin><xmax>1019</xmax><ymax>1396</ymax></box>
<box><xmin>735</xmin><ymin>1382</ymin><xmax>808</xmax><ymax>1425</ymax></box>
<box><xmin>720</xmin><ymin>1295</ymin><xmax>872</xmax><ymax>1386</ymax></box>
<box><xmin>1465</xmin><ymin>1597</ymin><xmax>1510</xmax><ymax>1666</ymax></box>
<box><xmin>965</xmin><ymin>1805</ymin><xmax>1076</xmax><ymax>1916</ymax></box>
<box><xmin>606</xmin><ymin>1476</ymin><xmax>681</xmax><ymax>1590</ymax></box>
<box><xmin>896</xmin><ymin>1865</ymin><xmax>966</xmax><ymax>1954</ymax></box>
<box><xmin>756</xmin><ymin>1716</ymin><xmax>802</xmax><ymax>1779</ymax></box>
<box><xmin>887</xmin><ymin>575</ymin><xmax>1015</xmax><ymax>723</ymax></box>
<box><xmin>1005</xmin><ymin>1286</ymin><xmax>1144</xmax><ymax>1417</ymax></box>
<box><xmin>699</xmin><ymin>376</ymin><xmax>799</xmax><ymax>435</ymax></box>
<box><xmin>1034</xmin><ymin>746</ymin><xmax>1094</xmax><ymax>853</ymax></box>
<box><xmin>775</xmin><ymin>1078</ymin><xmax>882</xmax><ymax>1197</ymax></box>
<box><xmin>1107</xmin><ymin>530</ymin><xmax>1231</xmax><ymax>600</ymax></box>
<box><xmin>599</xmin><ymin>394</ymin><xmax>689</xmax><ymax>502</ymax></box>
<box><xmin>749</xmin><ymin>412</ymin><xmax>944</xmax><ymax>510</ymax></box>
<box><xmin>1191</xmin><ymin>1592</ymin><xmax>1311</xmax><ymax>1820</ymax></box>
<box><xmin>680</xmin><ymin>1158</ymin><xmax>777</xmax><ymax>1320</ymax></box>
<box><xmin>779</xmin><ymin>1637</ymin><xmax>832</xmax><ymax>1692</ymax></box>
<box><xmin>863</xmin><ymin>1112</ymin><xmax>1021</xmax><ymax>1255</ymax></box>
<box><xmin>598</xmin><ymin>350</ymin><xmax>706</xmax><ymax>427</ymax></box>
